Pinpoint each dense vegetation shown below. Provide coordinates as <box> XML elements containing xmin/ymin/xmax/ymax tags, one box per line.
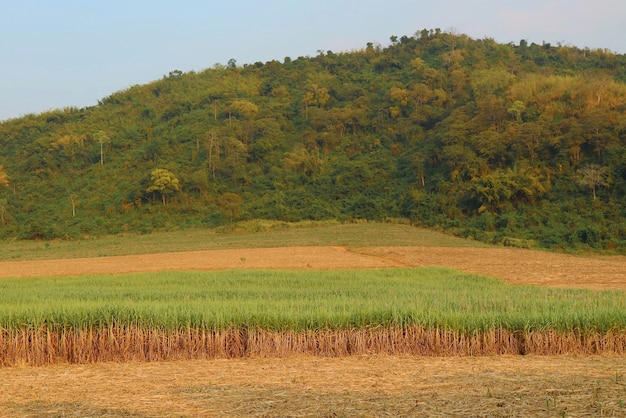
<box><xmin>2</xmin><ymin>268</ymin><xmax>626</xmax><ymax>364</ymax></box>
<box><xmin>2</xmin><ymin>269</ymin><xmax>625</xmax><ymax>333</ymax></box>
<box><xmin>1</xmin><ymin>29</ymin><xmax>625</xmax><ymax>251</ymax></box>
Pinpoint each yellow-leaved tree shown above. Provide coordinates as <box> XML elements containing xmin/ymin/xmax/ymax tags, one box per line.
<box><xmin>0</xmin><ymin>165</ymin><xmax>8</xmax><ymax>190</ymax></box>
<box><xmin>146</xmin><ymin>168</ymin><xmax>180</xmax><ymax>205</ymax></box>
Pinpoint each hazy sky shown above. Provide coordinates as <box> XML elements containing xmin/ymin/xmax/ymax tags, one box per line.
<box><xmin>1</xmin><ymin>0</ymin><xmax>625</xmax><ymax>121</ymax></box>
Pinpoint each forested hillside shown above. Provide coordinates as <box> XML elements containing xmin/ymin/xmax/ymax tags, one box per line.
<box><xmin>1</xmin><ymin>29</ymin><xmax>625</xmax><ymax>251</ymax></box>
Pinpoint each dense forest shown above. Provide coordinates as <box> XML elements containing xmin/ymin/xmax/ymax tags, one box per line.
<box><xmin>1</xmin><ymin>29</ymin><xmax>625</xmax><ymax>252</ymax></box>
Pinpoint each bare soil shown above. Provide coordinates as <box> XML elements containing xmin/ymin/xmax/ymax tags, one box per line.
<box><xmin>1</xmin><ymin>246</ymin><xmax>625</xmax><ymax>416</ymax></box>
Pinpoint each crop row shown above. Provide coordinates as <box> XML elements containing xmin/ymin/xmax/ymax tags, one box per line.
<box><xmin>3</xmin><ymin>326</ymin><xmax>626</xmax><ymax>366</ymax></box>
<box><xmin>1</xmin><ymin>268</ymin><xmax>625</xmax><ymax>333</ymax></box>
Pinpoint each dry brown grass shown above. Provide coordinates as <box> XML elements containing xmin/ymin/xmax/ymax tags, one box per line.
<box><xmin>0</xmin><ymin>246</ymin><xmax>397</xmax><ymax>279</ymax></box>
<box><xmin>2</xmin><ymin>355</ymin><xmax>625</xmax><ymax>417</ymax></box>
<box><xmin>358</xmin><ymin>246</ymin><xmax>626</xmax><ymax>290</ymax></box>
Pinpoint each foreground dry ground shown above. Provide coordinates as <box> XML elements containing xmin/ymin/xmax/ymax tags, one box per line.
<box><xmin>2</xmin><ymin>355</ymin><xmax>625</xmax><ymax>416</ymax></box>
<box><xmin>1</xmin><ymin>246</ymin><xmax>625</xmax><ymax>416</ymax></box>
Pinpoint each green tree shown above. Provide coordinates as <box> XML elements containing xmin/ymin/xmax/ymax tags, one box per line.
<box><xmin>467</xmin><ymin>167</ymin><xmax>546</xmax><ymax>213</ymax></box>
<box><xmin>146</xmin><ymin>168</ymin><xmax>181</xmax><ymax>205</ymax></box>
<box><xmin>229</xmin><ymin>99</ymin><xmax>259</xmax><ymax>143</ymax></box>
<box><xmin>468</xmin><ymin>173</ymin><xmax>515</xmax><ymax>213</ymax></box>
<box><xmin>0</xmin><ymin>198</ymin><xmax>7</xmax><ymax>225</ymax></box>
<box><xmin>507</xmin><ymin>100</ymin><xmax>526</xmax><ymax>123</ymax></box>
<box><xmin>219</xmin><ymin>192</ymin><xmax>243</xmax><ymax>221</ymax></box>
<box><xmin>0</xmin><ymin>166</ymin><xmax>10</xmax><ymax>226</ymax></box>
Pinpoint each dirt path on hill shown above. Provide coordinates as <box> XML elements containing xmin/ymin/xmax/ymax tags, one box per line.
<box><xmin>1</xmin><ymin>245</ymin><xmax>625</xmax><ymax>290</ymax></box>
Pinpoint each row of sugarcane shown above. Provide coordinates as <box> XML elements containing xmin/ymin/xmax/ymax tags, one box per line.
<box><xmin>1</xmin><ymin>268</ymin><xmax>625</xmax><ymax>364</ymax></box>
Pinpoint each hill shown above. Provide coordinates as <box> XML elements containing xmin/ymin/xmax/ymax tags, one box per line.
<box><xmin>0</xmin><ymin>29</ymin><xmax>625</xmax><ymax>251</ymax></box>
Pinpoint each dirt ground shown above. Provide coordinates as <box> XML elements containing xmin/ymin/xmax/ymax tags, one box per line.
<box><xmin>1</xmin><ymin>246</ymin><xmax>626</xmax><ymax>416</ymax></box>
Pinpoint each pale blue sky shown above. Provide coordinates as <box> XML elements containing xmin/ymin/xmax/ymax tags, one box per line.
<box><xmin>1</xmin><ymin>0</ymin><xmax>625</xmax><ymax>121</ymax></box>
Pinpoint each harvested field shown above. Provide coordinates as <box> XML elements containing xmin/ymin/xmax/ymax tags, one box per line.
<box><xmin>358</xmin><ymin>246</ymin><xmax>626</xmax><ymax>290</ymax></box>
<box><xmin>1</xmin><ymin>245</ymin><xmax>625</xmax><ymax>290</ymax></box>
<box><xmin>2</xmin><ymin>355</ymin><xmax>626</xmax><ymax>417</ymax></box>
<box><xmin>1</xmin><ymin>243</ymin><xmax>625</xmax><ymax>416</ymax></box>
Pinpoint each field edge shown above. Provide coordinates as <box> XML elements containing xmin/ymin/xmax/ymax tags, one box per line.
<box><xmin>3</xmin><ymin>326</ymin><xmax>626</xmax><ymax>366</ymax></box>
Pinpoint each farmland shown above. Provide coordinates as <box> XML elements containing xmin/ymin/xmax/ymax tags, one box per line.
<box><xmin>1</xmin><ymin>223</ymin><xmax>626</xmax><ymax>416</ymax></box>
<box><xmin>3</xmin><ymin>268</ymin><xmax>626</xmax><ymax>332</ymax></box>
<box><xmin>1</xmin><ymin>268</ymin><xmax>626</xmax><ymax>366</ymax></box>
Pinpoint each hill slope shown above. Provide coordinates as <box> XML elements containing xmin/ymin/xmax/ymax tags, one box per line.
<box><xmin>1</xmin><ymin>29</ymin><xmax>625</xmax><ymax>251</ymax></box>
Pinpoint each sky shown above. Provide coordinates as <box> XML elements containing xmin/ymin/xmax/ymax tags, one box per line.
<box><xmin>1</xmin><ymin>0</ymin><xmax>625</xmax><ymax>121</ymax></box>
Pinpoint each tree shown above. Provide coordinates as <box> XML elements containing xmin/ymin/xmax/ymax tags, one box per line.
<box><xmin>55</xmin><ymin>134</ymin><xmax>87</xmax><ymax>161</ymax></box>
<box><xmin>467</xmin><ymin>172</ymin><xmax>515</xmax><ymax>213</ymax></box>
<box><xmin>146</xmin><ymin>168</ymin><xmax>180</xmax><ymax>205</ymax></box>
<box><xmin>577</xmin><ymin>164</ymin><xmax>609</xmax><ymax>200</ymax></box>
<box><xmin>219</xmin><ymin>192</ymin><xmax>243</xmax><ymax>221</ymax></box>
<box><xmin>507</xmin><ymin>100</ymin><xmax>526</xmax><ymax>123</ymax></box>
<box><xmin>69</xmin><ymin>192</ymin><xmax>77</xmax><ymax>217</ymax></box>
<box><xmin>302</xmin><ymin>84</ymin><xmax>331</xmax><ymax>119</ymax></box>
<box><xmin>202</xmin><ymin>130</ymin><xmax>220</xmax><ymax>178</ymax></box>
<box><xmin>0</xmin><ymin>165</ymin><xmax>8</xmax><ymax>189</ymax></box>
<box><xmin>93</xmin><ymin>130</ymin><xmax>111</xmax><ymax>165</ymax></box>
<box><xmin>229</xmin><ymin>100</ymin><xmax>259</xmax><ymax>143</ymax></box>
<box><xmin>0</xmin><ymin>198</ymin><xmax>7</xmax><ymax>225</ymax></box>
<box><xmin>0</xmin><ymin>166</ymin><xmax>8</xmax><ymax>226</ymax></box>
<box><xmin>230</xmin><ymin>99</ymin><xmax>259</xmax><ymax>119</ymax></box>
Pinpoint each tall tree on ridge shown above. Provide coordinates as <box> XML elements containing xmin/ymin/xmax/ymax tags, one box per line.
<box><xmin>93</xmin><ymin>130</ymin><xmax>111</xmax><ymax>165</ymax></box>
